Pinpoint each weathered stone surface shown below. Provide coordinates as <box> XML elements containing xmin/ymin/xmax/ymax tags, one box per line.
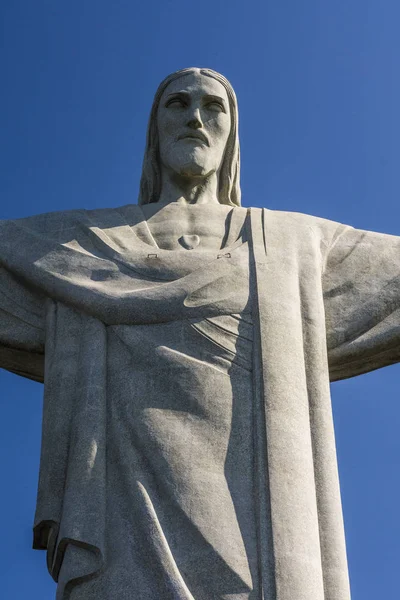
<box><xmin>1</xmin><ymin>68</ymin><xmax>400</xmax><ymax>599</ymax></box>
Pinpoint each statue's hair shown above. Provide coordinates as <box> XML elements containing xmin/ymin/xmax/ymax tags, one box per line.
<box><xmin>138</xmin><ymin>67</ymin><xmax>241</xmax><ymax>206</ymax></box>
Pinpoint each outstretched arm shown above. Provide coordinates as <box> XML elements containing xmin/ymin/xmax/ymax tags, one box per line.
<box><xmin>0</xmin><ymin>266</ymin><xmax>45</xmax><ymax>382</ymax></box>
<box><xmin>324</xmin><ymin>224</ymin><xmax>400</xmax><ymax>381</ymax></box>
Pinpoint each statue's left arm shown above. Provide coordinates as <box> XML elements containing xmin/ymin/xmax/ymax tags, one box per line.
<box><xmin>323</xmin><ymin>224</ymin><xmax>400</xmax><ymax>381</ymax></box>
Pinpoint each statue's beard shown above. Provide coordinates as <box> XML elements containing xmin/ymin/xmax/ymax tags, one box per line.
<box><xmin>177</xmin><ymin>161</ymin><xmax>214</xmax><ymax>180</ymax></box>
<box><xmin>161</xmin><ymin>144</ymin><xmax>219</xmax><ymax>182</ymax></box>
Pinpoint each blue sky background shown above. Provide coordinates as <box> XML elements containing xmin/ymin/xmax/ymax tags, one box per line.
<box><xmin>1</xmin><ymin>1</ymin><xmax>399</xmax><ymax>597</ymax></box>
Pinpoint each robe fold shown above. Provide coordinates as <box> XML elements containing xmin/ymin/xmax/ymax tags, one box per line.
<box><xmin>1</xmin><ymin>204</ymin><xmax>400</xmax><ymax>600</ymax></box>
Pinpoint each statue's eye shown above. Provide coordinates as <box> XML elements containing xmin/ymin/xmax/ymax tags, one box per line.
<box><xmin>206</xmin><ymin>101</ymin><xmax>225</xmax><ymax>113</ymax></box>
<box><xmin>166</xmin><ymin>97</ymin><xmax>186</xmax><ymax>108</ymax></box>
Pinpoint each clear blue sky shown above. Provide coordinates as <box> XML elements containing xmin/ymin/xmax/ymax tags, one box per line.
<box><xmin>1</xmin><ymin>1</ymin><xmax>399</xmax><ymax>598</ymax></box>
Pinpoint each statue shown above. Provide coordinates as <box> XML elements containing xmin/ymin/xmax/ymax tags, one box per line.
<box><xmin>1</xmin><ymin>67</ymin><xmax>399</xmax><ymax>600</ymax></box>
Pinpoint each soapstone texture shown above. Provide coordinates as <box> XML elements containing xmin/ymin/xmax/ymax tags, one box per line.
<box><xmin>1</xmin><ymin>68</ymin><xmax>400</xmax><ymax>600</ymax></box>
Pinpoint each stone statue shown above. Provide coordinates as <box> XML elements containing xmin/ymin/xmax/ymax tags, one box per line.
<box><xmin>1</xmin><ymin>67</ymin><xmax>399</xmax><ymax>600</ymax></box>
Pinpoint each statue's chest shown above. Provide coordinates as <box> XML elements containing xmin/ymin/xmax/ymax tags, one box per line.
<box><xmin>145</xmin><ymin>211</ymin><xmax>228</xmax><ymax>251</ymax></box>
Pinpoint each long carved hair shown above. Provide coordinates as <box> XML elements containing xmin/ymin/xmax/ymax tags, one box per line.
<box><xmin>138</xmin><ymin>67</ymin><xmax>241</xmax><ymax>206</ymax></box>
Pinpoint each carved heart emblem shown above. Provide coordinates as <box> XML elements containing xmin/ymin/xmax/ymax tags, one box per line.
<box><xmin>179</xmin><ymin>234</ymin><xmax>200</xmax><ymax>250</ymax></box>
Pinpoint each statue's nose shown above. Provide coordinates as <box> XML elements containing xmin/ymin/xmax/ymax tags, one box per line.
<box><xmin>187</xmin><ymin>108</ymin><xmax>202</xmax><ymax>129</ymax></box>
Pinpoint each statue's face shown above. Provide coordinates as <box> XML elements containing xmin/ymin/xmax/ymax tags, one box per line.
<box><xmin>157</xmin><ymin>72</ymin><xmax>231</xmax><ymax>179</ymax></box>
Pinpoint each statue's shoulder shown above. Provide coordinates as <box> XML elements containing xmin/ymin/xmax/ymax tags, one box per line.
<box><xmin>2</xmin><ymin>203</ymin><xmax>143</xmax><ymax>238</ymax></box>
<box><xmin>262</xmin><ymin>208</ymin><xmax>343</xmax><ymax>246</ymax></box>
<box><xmin>2</xmin><ymin>206</ymin><xmax>87</xmax><ymax>235</ymax></box>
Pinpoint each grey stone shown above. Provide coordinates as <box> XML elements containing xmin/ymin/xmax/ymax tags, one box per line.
<box><xmin>1</xmin><ymin>67</ymin><xmax>399</xmax><ymax>599</ymax></box>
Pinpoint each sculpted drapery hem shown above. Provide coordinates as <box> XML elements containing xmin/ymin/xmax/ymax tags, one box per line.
<box><xmin>2</xmin><ymin>205</ymin><xmax>400</xmax><ymax>599</ymax></box>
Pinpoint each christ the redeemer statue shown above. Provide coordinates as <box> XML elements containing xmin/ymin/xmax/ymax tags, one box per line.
<box><xmin>1</xmin><ymin>68</ymin><xmax>399</xmax><ymax>600</ymax></box>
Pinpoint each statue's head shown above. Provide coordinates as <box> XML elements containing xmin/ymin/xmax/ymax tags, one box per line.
<box><xmin>139</xmin><ymin>67</ymin><xmax>241</xmax><ymax>206</ymax></box>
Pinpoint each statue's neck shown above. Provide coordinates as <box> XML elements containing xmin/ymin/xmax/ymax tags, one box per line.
<box><xmin>157</xmin><ymin>168</ymin><xmax>220</xmax><ymax>206</ymax></box>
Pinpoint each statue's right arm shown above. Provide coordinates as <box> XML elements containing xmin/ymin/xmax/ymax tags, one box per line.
<box><xmin>0</xmin><ymin>265</ymin><xmax>45</xmax><ymax>382</ymax></box>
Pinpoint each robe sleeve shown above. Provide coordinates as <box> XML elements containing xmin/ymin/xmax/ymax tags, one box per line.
<box><xmin>0</xmin><ymin>266</ymin><xmax>45</xmax><ymax>382</ymax></box>
<box><xmin>324</xmin><ymin>223</ymin><xmax>400</xmax><ymax>381</ymax></box>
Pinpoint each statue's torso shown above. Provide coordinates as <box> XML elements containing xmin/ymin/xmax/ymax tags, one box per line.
<box><xmin>66</xmin><ymin>204</ymin><xmax>259</xmax><ymax>599</ymax></box>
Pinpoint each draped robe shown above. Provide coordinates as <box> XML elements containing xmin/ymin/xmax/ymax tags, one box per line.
<box><xmin>1</xmin><ymin>204</ymin><xmax>400</xmax><ymax>600</ymax></box>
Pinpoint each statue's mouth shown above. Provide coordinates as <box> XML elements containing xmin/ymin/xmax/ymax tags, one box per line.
<box><xmin>178</xmin><ymin>132</ymin><xmax>209</xmax><ymax>146</ymax></box>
